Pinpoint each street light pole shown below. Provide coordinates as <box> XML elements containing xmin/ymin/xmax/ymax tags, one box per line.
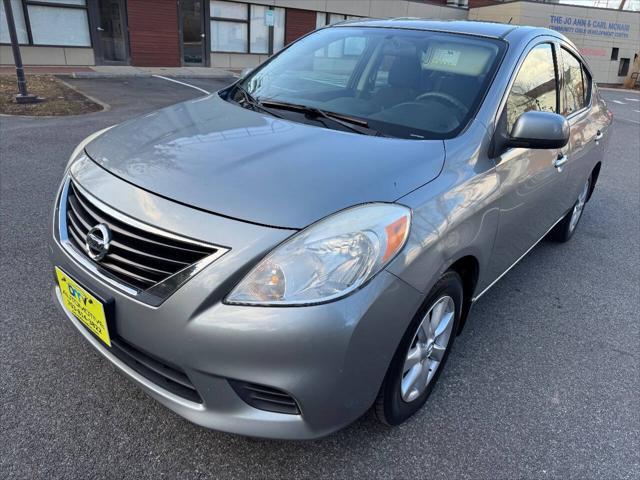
<box><xmin>3</xmin><ymin>0</ymin><xmax>40</xmax><ymax>104</ymax></box>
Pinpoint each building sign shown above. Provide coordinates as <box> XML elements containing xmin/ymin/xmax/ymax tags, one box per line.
<box><xmin>265</xmin><ymin>9</ymin><xmax>274</xmax><ymax>27</ymax></box>
<box><xmin>549</xmin><ymin>15</ymin><xmax>631</xmax><ymax>39</ymax></box>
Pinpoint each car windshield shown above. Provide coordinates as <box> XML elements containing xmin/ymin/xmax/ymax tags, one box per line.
<box><xmin>237</xmin><ymin>26</ymin><xmax>505</xmax><ymax>139</ymax></box>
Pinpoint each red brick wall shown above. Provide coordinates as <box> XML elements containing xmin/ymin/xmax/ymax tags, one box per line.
<box><xmin>127</xmin><ymin>0</ymin><xmax>180</xmax><ymax>67</ymax></box>
<box><xmin>285</xmin><ymin>8</ymin><xmax>316</xmax><ymax>46</ymax></box>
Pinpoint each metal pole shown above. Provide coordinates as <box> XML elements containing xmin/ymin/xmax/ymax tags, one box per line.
<box><xmin>3</xmin><ymin>0</ymin><xmax>40</xmax><ymax>103</ymax></box>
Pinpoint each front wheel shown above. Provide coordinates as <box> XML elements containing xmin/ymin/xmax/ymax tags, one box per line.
<box><xmin>375</xmin><ymin>271</ymin><xmax>463</xmax><ymax>426</ymax></box>
<box><xmin>549</xmin><ymin>175</ymin><xmax>591</xmax><ymax>243</ymax></box>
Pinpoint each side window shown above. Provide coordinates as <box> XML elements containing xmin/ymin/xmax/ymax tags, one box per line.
<box><xmin>506</xmin><ymin>43</ymin><xmax>558</xmax><ymax>133</ymax></box>
<box><xmin>561</xmin><ymin>48</ymin><xmax>586</xmax><ymax>115</ymax></box>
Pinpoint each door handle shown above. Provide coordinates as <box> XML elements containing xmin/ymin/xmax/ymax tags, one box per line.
<box><xmin>554</xmin><ymin>154</ymin><xmax>568</xmax><ymax>171</ymax></box>
<box><xmin>200</xmin><ymin>33</ymin><xmax>205</xmax><ymax>38</ymax></box>
<box><xmin>97</xmin><ymin>27</ymin><xmax>104</xmax><ymax>31</ymax></box>
<box><xmin>594</xmin><ymin>130</ymin><xmax>603</xmax><ymax>143</ymax></box>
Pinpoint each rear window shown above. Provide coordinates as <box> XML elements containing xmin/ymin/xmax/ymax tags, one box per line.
<box><xmin>239</xmin><ymin>27</ymin><xmax>506</xmax><ymax>139</ymax></box>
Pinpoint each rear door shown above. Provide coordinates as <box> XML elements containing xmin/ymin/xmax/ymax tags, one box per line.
<box><xmin>488</xmin><ymin>41</ymin><xmax>570</xmax><ymax>281</ymax></box>
<box><xmin>558</xmin><ymin>46</ymin><xmax>607</xmax><ymax>204</ymax></box>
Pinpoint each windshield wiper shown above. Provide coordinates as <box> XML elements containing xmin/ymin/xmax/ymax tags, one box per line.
<box><xmin>258</xmin><ymin>99</ymin><xmax>384</xmax><ymax>137</ymax></box>
<box><xmin>233</xmin><ymin>84</ymin><xmax>284</xmax><ymax>118</ymax></box>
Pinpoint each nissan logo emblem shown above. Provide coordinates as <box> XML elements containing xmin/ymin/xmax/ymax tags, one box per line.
<box><xmin>85</xmin><ymin>223</ymin><xmax>112</xmax><ymax>261</ymax></box>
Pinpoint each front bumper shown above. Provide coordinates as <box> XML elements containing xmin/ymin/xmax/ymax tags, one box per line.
<box><xmin>50</xmin><ymin>163</ymin><xmax>424</xmax><ymax>439</ymax></box>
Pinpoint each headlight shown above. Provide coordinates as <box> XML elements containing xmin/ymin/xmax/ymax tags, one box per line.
<box><xmin>226</xmin><ymin>203</ymin><xmax>411</xmax><ymax>306</ymax></box>
<box><xmin>66</xmin><ymin>126</ymin><xmax>115</xmax><ymax>170</ymax></box>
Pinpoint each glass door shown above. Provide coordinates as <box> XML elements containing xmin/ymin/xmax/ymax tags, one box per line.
<box><xmin>180</xmin><ymin>0</ymin><xmax>205</xmax><ymax>65</ymax></box>
<box><xmin>95</xmin><ymin>0</ymin><xmax>129</xmax><ymax>64</ymax></box>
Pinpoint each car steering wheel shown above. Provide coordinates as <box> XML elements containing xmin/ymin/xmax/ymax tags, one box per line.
<box><xmin>415</xmin><ymin>92</ymin><xmax>468</xmax><ymax>120</ymax></box>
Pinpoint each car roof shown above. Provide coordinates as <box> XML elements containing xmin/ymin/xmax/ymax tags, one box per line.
<box><xmin>334</xmin><ymin>18</ymin><xmax>558</xmax><ymax>41</ymax></box>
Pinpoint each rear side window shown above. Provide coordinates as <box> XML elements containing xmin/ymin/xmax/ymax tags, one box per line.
<box><xmin>506</xmin><ymin>43</ymin><xmax>558</xmax><ymax>133</ymax></box>
<box><xmin>561</xmin><ymin>48</ymin><xmax>588</xmax><ymax>115</ymax></box>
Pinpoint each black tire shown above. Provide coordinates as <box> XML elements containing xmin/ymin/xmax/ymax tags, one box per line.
<box><xmin>548</xmin><ymin>174</ymin><xmax>592</xmax><ymax>243</ymax></box>
<box><xmin>375</xmin><ymin>271</ymin><xmax>463</xmax><ymax>426</ymax></box>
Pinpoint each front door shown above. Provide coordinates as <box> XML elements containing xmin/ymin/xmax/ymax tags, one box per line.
<box><xmin>488</xmin><ymin>42</ymin><xmax>570</xmax><ymax>281</ymax></box>
<box><xmin>179</xmin><ymin>0</ymin><xmax>206</xmax><ymax>65</ymax></box>
<box><xmin>93</xmin><ymin>0</ymin><xmax>129</xmax><ymax>65</ymax></box>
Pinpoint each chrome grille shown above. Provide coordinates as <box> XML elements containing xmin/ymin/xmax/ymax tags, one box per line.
<box><xmin>64</xmin><ymin>180</ymin><xmax>219</xmax><ymax>292</ymax></box>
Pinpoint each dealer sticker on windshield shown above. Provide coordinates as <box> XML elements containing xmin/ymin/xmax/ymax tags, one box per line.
<box><xmin>430</xmin><ymin>48</ymin><xmax>461</xmax><ymax>67</ymax></box>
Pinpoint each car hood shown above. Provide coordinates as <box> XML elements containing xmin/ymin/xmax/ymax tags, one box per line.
<box><xmin>84</xmin><ymin>93</ymin><xmax>445</xmax><ymax>229</ymax></box>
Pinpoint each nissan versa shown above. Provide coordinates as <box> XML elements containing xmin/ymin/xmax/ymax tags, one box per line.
<box><xmin>50</xmin><ymin>20</ymin><xmax>612</xmax><ymax>439</ymax></box>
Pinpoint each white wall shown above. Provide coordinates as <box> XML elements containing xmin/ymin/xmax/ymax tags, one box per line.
<box><xmin>257</xmin><ymin>0</ymin><xmax>468</xmax><ymax>19</ymax></box>
<box><xmin>470</xmin><ymin>1</ymin><xmax>640</xmax><ymax>85</ymax></box>
<box><xmin>0</xmin><ymin>46</ymin><xmax>95</xmax><ymax>66</ymax></box>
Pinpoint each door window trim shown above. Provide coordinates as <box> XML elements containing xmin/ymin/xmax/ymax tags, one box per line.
<box><xmin>492</xmin><ymin>37</ymin><xmax>561</xmax><ymax>155</ymax></box>
<box><xmin>558</xmin><ymin>43</ymin><xmax>593</xmax><ymax>121</ymax></box>
<box><xmin>493</xmin><ymin>37</ymin><xmax>562</xmax><ymax>133</ymax></box>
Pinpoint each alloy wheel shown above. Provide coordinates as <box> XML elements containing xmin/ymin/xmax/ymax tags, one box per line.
<box><xmin>569</xmin><ymin>179</ymin><xmax>590</xmax><ymax>233</ymax></box>
<box><xmin>400</xmin><ymin>296</ymin><xmax>455</xmax><ymax>402</ymax></box>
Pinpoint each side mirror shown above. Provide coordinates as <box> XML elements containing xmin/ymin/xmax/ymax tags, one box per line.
<box><xmin>240</xmin><ymin>67</ymin><xmax>254</xmax><ymax>78</ymax></box>
<box><xmin>507</xmin><ymin>111</ymin><xmax>569</xmax><ymax>149</ymax></box>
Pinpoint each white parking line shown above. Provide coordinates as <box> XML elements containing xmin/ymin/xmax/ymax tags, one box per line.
<box><xmin>612</xmin><ymin>100</ymin><xmax>626</xmax><ymax>104</ymax></box>
<box><xmin>151</xmin><ymin>75</ymin><xmax>210</xmax><ymax>95</ymax></box>
<box><xmin>625</xmin><ymin>98</ymin><xmax>640</xmax><ymax>102</ymax></box>
<box><xmin>634</xmin><ymin>110</ymin><xmax>640</xmax><ymax>113</ymax></box>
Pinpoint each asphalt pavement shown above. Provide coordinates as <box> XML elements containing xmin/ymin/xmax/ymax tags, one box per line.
<box><xmin>1</xmin><ymin>77</ymin><xmax>638</xmax><ymax>479</ymax></box>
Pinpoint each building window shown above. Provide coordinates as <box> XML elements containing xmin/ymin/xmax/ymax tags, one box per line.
<box><xmin>611</xmin><ymin>47</ymin><xmax>619</xmax><ymax>61</ymax></box>
<box><xmin>1</xmin><ymin>0</ymin><xmax>90</xmax><ymax>47</ymax></box>
<box><xmin>273</xmin><ymin>8</ymin><xmax>285</xmax><ymax>53</ymax></box>
<box><xmin>328</xmin><ymin>13</ymin><xmax>345</xmax><ymax>25</ymax></box>
<box><xmin>210</xmin><ymin>1</ymin><xmax>248</xmax><ymax>52</ymax></box>
<box><xmin>618</xmin><ymin>58</ymin><xmax>630</xmax><ymax>77</ymax></box>
<box><xmin>210</xmin><ymin>1</ymin><xmax>284</xmax><ymax>54</ymax></box>
<box><xmin>249</xmin><ymin>4</ymin><xmax>268</xmax><ymax>54</ymax></box>
<box><xmin>316</xmin><ymin>12</ymin><xmax>361</xmax><ymax>29</ymax></box>
<box><xmin>1</xmin><ymin>0</ymin><xmax>28</xmax><ymax>44</ymax></box>
<box><xmin>28</xmin><ymin>3</ymin><xmax>91</xmax><ymax>47</ymax></box>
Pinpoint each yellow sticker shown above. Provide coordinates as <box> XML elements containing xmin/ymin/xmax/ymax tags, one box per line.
<box><xmin>56</xmin><ymin>267</ymin><xmax>111</xmax><ymax>347</ymax></box>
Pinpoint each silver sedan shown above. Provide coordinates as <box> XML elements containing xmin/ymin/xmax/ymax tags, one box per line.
<box><xmin>49</xmin><ymin>19</ymin><xmax>612</xmax><ymax>439</ymax></box>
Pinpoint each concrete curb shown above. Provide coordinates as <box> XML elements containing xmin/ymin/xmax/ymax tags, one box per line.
<box><xmin>69</xmin><ymin>72</ymin><xmax>237</xmax><ymax>80</ymax></box>
<box><xmin>57</xmin><ymin>77</ymin><xmax>111</xmax><ymax>113</ymax></box>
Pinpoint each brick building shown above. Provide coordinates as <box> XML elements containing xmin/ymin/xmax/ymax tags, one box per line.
<box><xmin>1</xmin><ymin>0</ymin><xmax>638</xmax><ymax>84</ymax></box>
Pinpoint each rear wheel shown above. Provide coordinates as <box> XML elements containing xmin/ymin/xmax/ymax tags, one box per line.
<box><xmin>549</xmin><ymin>175</ymin><xmax>591</xmax><ymax>243</ymax></box>
<box><xmin>375</xmin><ymin>271</ymin><xmax>463</xmax><ymax>426</ymax></box>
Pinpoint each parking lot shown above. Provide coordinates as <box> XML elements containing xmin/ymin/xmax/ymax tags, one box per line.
<box><xmin>1</xmin><ymin>76</ymin><xmax>638</xmax><ymax>479</ymax></box>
